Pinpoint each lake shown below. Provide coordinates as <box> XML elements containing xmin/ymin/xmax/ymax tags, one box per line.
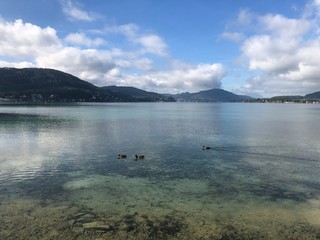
<box><xmin>0</xmin><ymin>102</ymin><xmax>320</xmax><ymax>239</ymax></box>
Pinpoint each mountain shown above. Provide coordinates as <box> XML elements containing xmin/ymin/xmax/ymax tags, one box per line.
<box><xmin>172</xmin><ymin>88</ymin><xmax>254</xmax><ymax>102</ymax></box>
<box><xmin>5</xmin><ymin>67</ymin><xmax>318</xmax><ymax>103</ymax></box>
<box><xmin>305</xmin><ymin>91</ymin><xmax>320</xmax><ymax>100</ymax></box>
<box><xmin>102</xmin><ymin>86</ymin><xmax>176</xmax><ymax>102</ymax></box>
<box><xmin>0</xmin><ymin>68</ymin><xmax>121</xmax><ymax>102</ymax></box>
<box><xmin>262</xmin><ymin>91</ymin><xmax>320</xmax><ymax>102</ymax></box>
<box><xmin>269</xmin><ymin>95</ymin><xmax>304</xmax><ymax>102</ymax></box>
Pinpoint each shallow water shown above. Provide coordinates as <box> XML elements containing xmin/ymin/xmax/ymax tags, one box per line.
<box><xmin>0</xmin><ymin>102</ymin><xmax>320</xmax><ymax>239</ymax></box>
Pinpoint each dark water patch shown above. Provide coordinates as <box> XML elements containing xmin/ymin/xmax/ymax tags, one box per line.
<box><xmin>293</xmin><ymin>179</ymin><xmax>320</xmax><ymax>192</ymax></box>
<box><xmin>0</xmin><ymin>112</ymin><xmax>42</xmax><ymax>118</ymax></box>
<box><xmin>210</xmin><ymin>146</ymin><xmax>319</xmax><ymax>163</ymax></box>
<box><xmin>0</xmin><ymin>112</ymin><xmax>75</xmax><ymax>134</ymax></box>
<box><xmin>206</xmin><ymin>174</ymin><xmax>319</xmax><ymax>203</ymax></box>
<box><xmin>75</xmin><ymin>149</ymin><xmax>320</xmax><ymax>205</ymax></box>
<box><xmin>247</xmin><ymin>183</ymin><xmax>313</xmax><ymax>202</ymax></box>
<box><xmin>0</xmin><ymin>112</ymin><xmax>57</xmax><ymax>122</ymax></box>
<box><xmin>81</xmin><ymin>152</ymin><xmax>320</xmax><ymax>204</ymax></box>
<box><xmin>8</xmin><ymin>173</ymin><xmax>69</xmax><ymax>201</ymax></box>
<box><xmin>0</xmin><ymin>153</ymin><xmax>91</xmax><ymax>201</ymax></box>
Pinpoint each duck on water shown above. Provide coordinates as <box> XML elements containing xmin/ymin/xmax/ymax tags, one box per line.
<box><xmin>117</xmin><ymin>154</ymin><xmax>127</xmax><ymax>159</ymax></box>
<box><xmin>135</xmin><ymin>155</ymin><xmax>145</xmax><ymax>160</ymax></box>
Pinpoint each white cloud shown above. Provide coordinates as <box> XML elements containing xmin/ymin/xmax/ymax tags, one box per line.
<box><xmin>258</xmin><ymin>14</ymin><xmax>310</xmax><ymax>38</ymax></box>
<box><xmin>220</xmin><ymin>31</ymin><xmax>245</xmax><ymax>42</ymax></box>
<box><xmin>104</xmin><ymin>63</ymin><xmax>226</xmax><ymax>93</ymax></box>
<box><xmin>136</xmin><ymin>35</ymin><xmax>168</xmax><ymax>56</ymax></box>
<box><xmin>0</xmin><ymin>18</ymin><xmax>225</xmax><ymax>93</ymax></box>
<box><xmin>61</xmin><ymin>0</ymin><xmax>97</xmax><ymax>22</ymax></box>
<box><xmin>107</xmin><ymin>23</ymin><xmax>168</xmax><ymax>57</ymax></box>
<box><xmin>114</xmin><ymin>23</ymin><xmax>139</xmax><ymax>38</ymax></box>
<box><xmin>0</xmin><ymin>19</ymin><xmax>116</xmax><ymax>84</ymax></box>
<box><xmin>304</xmin><ymin>0</ymin><xmax>320</xmax><ymax>17</ymax></box>
<box><xmin>231</xmin><ymin>5</ymin><xmax>320</xmax><ymax>96</ymax></box>
<box><xmin>115</xmin><ymin>57</ymin><xmax>154</xmax><ymax>71</ymax></box>
<box><xmin>241</xmin><ymin>34</ymin><xmax>300</xmax><ymax>74</ymax></box>
<box><xmin>0</xmin><ymin>60</ymin><xmax>34</xmax><ymax>68</ymax></box>
<box><xmin>64</xmin><ymin>33</ymin><xmax>105</xmax><ymax>47</ymax></box>
<box><xmin>36</xmin><ymin>47</ymin><xmax>115</xmax><ymax>77</ymax></box>
<box><xmin>0</xmin><ymin>19</ymin><xmax>61</xmax><ymax>59</ymax></box>
<box><xmin>279</xmin><ymin>39</ymin><xmax>320</xmax><ymax>82</ymax></box>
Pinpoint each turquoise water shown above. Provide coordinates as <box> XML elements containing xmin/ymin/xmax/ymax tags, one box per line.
<box><xmin>0</xmin><ymin>103</ymin><xmax>320</xmax><ymax>239</ymax></box>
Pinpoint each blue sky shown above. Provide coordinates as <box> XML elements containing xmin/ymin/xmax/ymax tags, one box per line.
<box><xmin>0</xmin><ymin>0</ymin><xmax>319</xmax><ymax>97</ymax></box>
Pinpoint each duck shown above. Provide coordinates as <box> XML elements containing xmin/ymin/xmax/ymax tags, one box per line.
<box><xmin>135</xmin><ymin>154</ymin><xmax>145</xmax><ymax>160</ymax></box>
<box><xmin>117</xmin><ymin>154</ymin><xmax>127</xmax><ymax>159</ymax></box>
<box><xmin>202</xmin><ymin>146</ymin><xmax>211</xmax><ymax>150</ymax></box>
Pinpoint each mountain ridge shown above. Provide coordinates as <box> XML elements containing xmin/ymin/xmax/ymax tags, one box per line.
<box><xmin>171</xmin><ymin>88</ymin><xmax>254</xmax><ymax>102</ymax></box>
<box><xmin>102</xmin><ymin>86</ymin><xmax>175</xmax><ymax>102</ymax></box>
<box><xmin>305</xmin><ymin>91</ymin><xmax>320</xmax><ymax>99</ymax></box>
<box><xmin>1</xmin><ymin>67</ymin><xmax>319</xmax><ymax>102</ymax></box>
<box><xmin>0</xmin><ymin>67</ymin><xmax>118</xmax><ymax>102</ymax></box>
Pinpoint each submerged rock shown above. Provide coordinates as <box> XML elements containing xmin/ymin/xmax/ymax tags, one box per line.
<box><xmin>69</xmin><ymin>208</ymin><xmax>114</xmax><ymax>234</ymax></box>
<box><xmin>76</xmin><ymin>213</ymin><xmax>96</xmax><ymax>223</ymax></box>
<box><xmin>82</xmin><ymin>221</ymin><xmax>112</xmax><ymax>232</ymax></box>
<box><xmin>72</xmin><ymin>226</ymin><xmax>84</xmax><ymax>234</ymax></box>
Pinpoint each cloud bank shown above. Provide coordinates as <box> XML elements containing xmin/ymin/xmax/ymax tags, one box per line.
<box><xmin>223</xmin><ymin>0</ymin><xmax>320</xmax><ymax>96</ymax></box>
<box><xmin>0</xmin><ymin>18</ymin><xmax>224</xmax><ymax>93</ymax></box>
<box><xmin>104</xmin><ymin>63</ymin><xmax>225</xmax><ymax>93</ymax></box>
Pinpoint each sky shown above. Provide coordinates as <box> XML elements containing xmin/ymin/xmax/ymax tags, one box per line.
<box><xmin>0</xmin><ymin>0</ymin><xmax>320</xmax><ymax>97</ymax></box>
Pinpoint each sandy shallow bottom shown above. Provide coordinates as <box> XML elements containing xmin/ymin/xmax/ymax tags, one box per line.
<box><xmin>1</xmin><ymin>173</ymin><xmax>320</xmax><ymax>240</ymax></box>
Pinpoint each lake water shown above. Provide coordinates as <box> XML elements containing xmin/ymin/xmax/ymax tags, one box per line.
<box><xmin>0</xmin><ymin>102</ymin><xmax>320</xmax><ymax>239</ymax></box>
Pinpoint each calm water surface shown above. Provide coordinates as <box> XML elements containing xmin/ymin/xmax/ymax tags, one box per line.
<box><xmin>0</xmin><ymin>102</ymin><xmax>320</xmax><ymax>239</ymax></box>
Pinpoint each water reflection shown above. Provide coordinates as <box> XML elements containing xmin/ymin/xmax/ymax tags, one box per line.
<box><xmin>1</xmin><ymin>103</ymin><xmax>320</xmax><ymax>239</ymax></box>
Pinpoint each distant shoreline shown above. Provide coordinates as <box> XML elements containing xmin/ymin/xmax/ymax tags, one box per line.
<box><xmin>0</xmin><ymin>100</ymin><xmax>319</xmax><ymax>105</ymax></box>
